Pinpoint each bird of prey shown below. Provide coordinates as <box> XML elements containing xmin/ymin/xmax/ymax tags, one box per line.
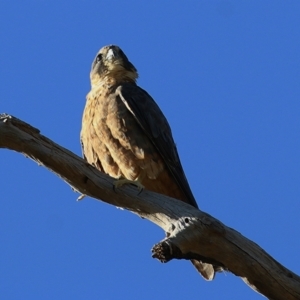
<box><xmin>81</xmin><ymin>45</ymin><xmax>218</xmax><ymax>280</ymax></box>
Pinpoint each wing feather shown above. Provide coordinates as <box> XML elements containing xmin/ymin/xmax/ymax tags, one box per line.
<box><xmin>117</xmin><ymin>83</ymin><xmax>198</xmax><ymax>208</ymax></box>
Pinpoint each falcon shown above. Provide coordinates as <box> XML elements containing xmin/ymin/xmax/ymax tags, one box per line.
<box><xmin>81</xmin><ymin>45</ymin><xmax>218</xmax><ymax>280</ymax></box>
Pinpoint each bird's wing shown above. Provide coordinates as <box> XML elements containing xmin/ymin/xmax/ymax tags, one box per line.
<box><xmin>117</xmin><ymin>83</ymin><xmax>198</xmax><ymax>208</ymax></box>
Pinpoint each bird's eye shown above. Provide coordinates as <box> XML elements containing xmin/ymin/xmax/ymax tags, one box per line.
<box><xmin>91</xmin><ymin>53</ymin><xmax>102</xmax><ymax>71</ymax></box>
<box><xmin>95</xmin><ymin>54</ymin><xmax>102</xmax><ymax>63</ymax></box>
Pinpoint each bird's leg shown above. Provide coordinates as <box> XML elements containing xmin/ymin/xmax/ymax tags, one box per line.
<box><xmin>113</xmin><ymin>172</ymin><xmax>145</xmax><ymax>194</ymax></box>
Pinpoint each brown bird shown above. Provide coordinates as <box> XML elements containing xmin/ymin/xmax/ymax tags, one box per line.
<box><xmin>81</xmin><ymin>45</ymin><xmax>218</xmax><ymax>280</ymax></box>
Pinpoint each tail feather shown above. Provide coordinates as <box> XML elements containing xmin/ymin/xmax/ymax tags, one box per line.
<box><xmin>191</xmin><ymin>259</ymin><xmax>216</xmax><ymax>281</ymax></box>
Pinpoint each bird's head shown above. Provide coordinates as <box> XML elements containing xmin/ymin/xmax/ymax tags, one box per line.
<box><xmin>90</xmin><ymin>45</ymin><xmax>138</xmax><ymax>87</ymax></box>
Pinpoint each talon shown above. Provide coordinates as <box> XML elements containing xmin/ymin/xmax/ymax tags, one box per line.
<box><xmin>113</xmin><ymin>178</ymin><xmax>144</xmax><ymax>194</ymax></box>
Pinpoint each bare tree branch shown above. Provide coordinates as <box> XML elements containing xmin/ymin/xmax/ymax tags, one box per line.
<box><xmin>1</xmin><ymin>113</ymin><xmax>299</xmax><ymax>300</ymax></box>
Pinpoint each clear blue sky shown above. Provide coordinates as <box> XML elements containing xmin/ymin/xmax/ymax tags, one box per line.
<box><xmin>1</xmin><ymin>1</ymin><xmax>299</xmax><ymax>299</ymax></box>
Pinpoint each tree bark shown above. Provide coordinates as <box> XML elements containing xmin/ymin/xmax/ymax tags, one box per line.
<box><xmin>1</xmin><ymin>113</ymin><xmax>299</xmax><ymax>300</ymax></box>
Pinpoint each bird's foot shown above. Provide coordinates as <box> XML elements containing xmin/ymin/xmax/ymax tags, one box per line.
<box><xmin>113</xmin><ymin>179</ymin><xmax>144</xmax><ymax>195</ymax></box>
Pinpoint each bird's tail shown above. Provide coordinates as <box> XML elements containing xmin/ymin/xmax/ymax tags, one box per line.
<box><xmin>191</xmin><ymin>259</ymin><xmax>221</xmax><ymax>281</ymax></box>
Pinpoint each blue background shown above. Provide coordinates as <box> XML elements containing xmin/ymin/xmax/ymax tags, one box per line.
<box><xmin>1</xmin><ymin>1</ymin><xmax>299</xmax><ymax>299</ymax></box>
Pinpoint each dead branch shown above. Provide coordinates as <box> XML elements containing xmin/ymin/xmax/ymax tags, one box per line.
<box><xmin>1</xmin><ymin>113</ymin><xmax>299</xmax><ymax>300</ymax></box>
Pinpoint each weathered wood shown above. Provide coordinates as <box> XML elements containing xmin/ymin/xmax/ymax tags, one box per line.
<box><xmin>1</xmin><ymin>113</ymin><xmax>300</xmax><ymax>300</ymax></box>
